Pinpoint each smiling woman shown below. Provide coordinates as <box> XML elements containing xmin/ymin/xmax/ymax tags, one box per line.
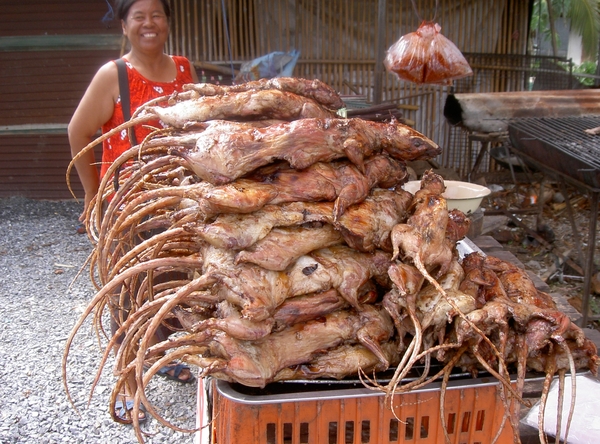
<box><xmin>68</xmin><ymin>0</ymin><xmax>198</xmax><ymax>217</ymax></box>
<box><xmin>66</xmin><ymin>0</ymin><xmax>199</xmax><ymax>427</ymax></box>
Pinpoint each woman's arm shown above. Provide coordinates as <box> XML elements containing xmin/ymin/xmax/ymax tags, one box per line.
<box><xmin>68</xmin><ymin>62</ymin><xmax>119</xmax><ymax>217</ymax></box>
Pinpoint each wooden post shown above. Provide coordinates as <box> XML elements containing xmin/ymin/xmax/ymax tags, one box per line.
<box><xmin>373</xmin><ymin>0</ymin><xmax>387</xmax><ymax>104</ymax></box>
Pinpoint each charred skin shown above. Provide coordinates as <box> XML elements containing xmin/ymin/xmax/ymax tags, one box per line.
<box><xmin>194</xmin><ymin>187</ymin><xmax>412</xmax><ymax>254</ymax></box>
<box><xmin>183</xmin><ymin>155</ymin><xmax>407</xmax><ymax>221</ymax></box>
<box><xmin>235</xmin><ymin>224</ymin><xmax>343</xmax><ymax>271</ymax></box>
<box><xmin>182</xmin><ymin>76</ymin><xmax>346</xmax><ymax>110</ymax></box>
<box><xmin>446</xmin><ymin>209</ymin><xmax>471</xmax><ymax>244</ymax></box>
<box><xmin>273</xmin><ymin>341</ymin><xmax>399</xmax><ymax>381</ymax></box>
<box><xmin>166</xmin><ymin>118</ymin><xmax>437</xmax><ymax>185</ymax></box>
<box><xmin>391</xmin><ymin>169</ymin><xmax>453</xmax><ymax>277</ymax></box>
<box><xmin>149</xmin><ymin>89</ymin><xmax>337</xmax><ymax>128</ymax></box>
<box><xmin>336</xmin><ymin>188</ymin><xmax>413</xmax><ymax>252</ymax></box>
<box><xmin>187</xmin><ymin>307</ymin><xmax>394</xmax><ymax>388</ymax></box>
<box><xmin>272</xmin><ymin>289</ymin><xmax>348</xmax><ymax>330</ymax></box>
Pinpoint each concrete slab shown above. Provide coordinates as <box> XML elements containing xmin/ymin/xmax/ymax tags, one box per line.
<box><xmin>472</xmin><ymin>234</ymin><xmax>504</xmax><ymax>253</ymax></box>
<box><xmin>552</xmin><ymin>292</ymin><xmax>582</xmax><ymax>324</ymax></box>
<box><xmin>526</xmin><ymin>270</ymin><xmax>550</xmax><ymax>292</ymax></box>
<box><xmin>583</xmin><ymin>327</ymin><xmax>600</xmax><ymax>351</ymax></box>
<box><xmin>482</xmin><ymin>214</ymin><xmax>509</xmax><ymax>235</ymax></box>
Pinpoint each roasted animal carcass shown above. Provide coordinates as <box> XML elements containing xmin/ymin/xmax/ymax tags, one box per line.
<box><xmin>455</xmin><ymin>252</ymin><xmax>597</xmax><ymax>375</ymax></box>
<box><xmin>193</xmin><ymin>187</ymin><xmax>412</xmax><ymax>252</ymax></box>
<box><xmin>171</xmin><ymin>288</ymin><xmax>350</xmax><ymax>342</ymax></box>
<box><xmin>192</xmin><ymin>203</ymin><xmax>314</xmax><ymax>250</ymax></box>
<box><xmin>191</xmin><ymin>240</ymin><xmax>393</xmax><ymax>322</ymax></box>
<box><xmin>418</xmin><ymin>260</ymin><xmax>477</xmax><ymax>343</ymax></box>
<box><xmin>181</xmin><ymin>77</ymin><xmax>346</xmax><ymax>110</ymax></box>
<box><xmin>310</xmin><ymin>246</ymin><xmax>392</xmax><ymax>309</ymax></box>
<box><xmin>180</xmin><ymin>154</ymin><xmax>407</xmax><ymax>220</ymax></box>
<box><xmin>160</xmin><ymin>118</ymin><xmax>438</xmax><ymax>185</ymax></box>
<box><xmin>391</xmin><ymin>169</ymin><xmax>455</xmax><ymax>277</ymax></box>
<box><xmin>274</xmin><ymin>341</ymin><xmax>400</xmax><ymax>381</ymax></box>
<box><xmin>146</xmin><ymin>89</ymin><xmax>338</xmax><ymax>127</ymax></box>
<box><xmin>182</xmin><ymin>306</ymin><xmax>395</xmax><ymax>388</ymax></box>
<box><xmin>235</xmin><ymin>224</ymin><xmax>343</xmax><ymax>271</ymax></box>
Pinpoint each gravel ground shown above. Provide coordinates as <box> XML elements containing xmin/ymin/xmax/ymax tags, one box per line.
<box><xmin>0</xmin><ymin>197</ymin><xmax>197</xmax><ymax>444</ymax></box>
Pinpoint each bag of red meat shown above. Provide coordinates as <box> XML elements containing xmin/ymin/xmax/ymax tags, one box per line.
<box><xmin>384</xmin><ymin>21</ymin><xmax>473</xmax><ymax>85</ymax></box>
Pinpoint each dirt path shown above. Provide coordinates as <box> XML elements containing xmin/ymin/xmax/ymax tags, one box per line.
<box><xmin>480</xmin><ymin>179</ymin><xmax>600</xmax><ymax>330</ymax></box>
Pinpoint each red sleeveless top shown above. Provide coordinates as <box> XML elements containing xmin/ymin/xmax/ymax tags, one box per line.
<box><xmin>100</xmin><ymin>55</ymin><xmax>195</xmax><ymax>178</ymax></box>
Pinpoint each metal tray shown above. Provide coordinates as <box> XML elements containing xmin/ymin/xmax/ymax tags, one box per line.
<box><xmin>456</xmin><ymin>236</ymin><xmax>485</xmax><ymax>260</ymax></box>
<box><xmin>214</xmin><ymin>370</ymin><xmax>552</xmax><ymax>405</ymax></box>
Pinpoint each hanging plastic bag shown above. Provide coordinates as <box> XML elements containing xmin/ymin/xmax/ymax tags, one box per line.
<box><xmin>384</xmin><ymin>21</ymin><xmax>472</xmax><ymax>85</ymax></box>
<box><xmin>235</xmin><ymin>50</ymin><xmax>300</xmax><ymax>83</ymax></box>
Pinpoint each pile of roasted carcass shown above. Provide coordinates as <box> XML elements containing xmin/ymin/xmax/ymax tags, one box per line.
<box><xmin>64</xmin><ymin>77</ymin><xmax>597</xmax><ymax>443</ymax></box>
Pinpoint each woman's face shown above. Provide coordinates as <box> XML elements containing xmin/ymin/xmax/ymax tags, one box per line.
<box><xmin>122</xmin><ymin>0</ymin><xmax>169</xmax><ymax>53</ymax></box>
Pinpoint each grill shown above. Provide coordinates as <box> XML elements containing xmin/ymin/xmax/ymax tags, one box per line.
<box><xmin>508</xmin><ymin>115</ymin><xmax>600</xmax><ymax>189</ymax></box>
<box><xmin>508</xmin><ymin>115</ymin><xmax>600</xmax><ymax>325</ymax></box>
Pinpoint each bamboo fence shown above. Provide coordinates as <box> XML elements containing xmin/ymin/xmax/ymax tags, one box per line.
<box><xmin>166</xmin><ymin>0</ymin><xmax>550</xmax><ymax>176</ymax></box>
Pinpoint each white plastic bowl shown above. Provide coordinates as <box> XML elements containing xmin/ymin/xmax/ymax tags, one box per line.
<box><xmin>402</xmin><ymin>180</ymin><xmax>491</xmax><ymax>214</ymax></box>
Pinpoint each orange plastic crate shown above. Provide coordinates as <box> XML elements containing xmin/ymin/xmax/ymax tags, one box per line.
<box><xmin>210</xmin><ymin>377</ymin><xmax>517</xmax><ymax>444</ymax></box>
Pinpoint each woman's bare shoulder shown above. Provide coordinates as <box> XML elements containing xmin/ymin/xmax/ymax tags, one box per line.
<box><xmin>95</xmin><ymin>60</ymin><xmax>119</xmax><ymax>82</ymax></box>
<box><xmin>87</xmin><ymin>60</ymin><xmax>120</xmax><ymax>99</ymax></box>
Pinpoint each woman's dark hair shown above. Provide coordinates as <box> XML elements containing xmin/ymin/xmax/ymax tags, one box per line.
<box><xmin>115</xmin><ymin>0</ymin><xmax>171</xmax><ymax>21</ymax></box>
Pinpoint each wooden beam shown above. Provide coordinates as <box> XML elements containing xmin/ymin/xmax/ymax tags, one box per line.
<box><xmin>0</xmin><ymin>34</ymin><xmax>122</xmax><ymax>52</ymax></box>
<box><xmin>0</xmin><ymin>124</ymin><xmax>68</xmax><ymax>135</ymax></box>
<box><xmin>373</xmin><ymin>0</ymin><xmax>387</xmax><ymax>104</ymax></box>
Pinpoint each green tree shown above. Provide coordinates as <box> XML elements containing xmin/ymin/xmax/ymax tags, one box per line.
<box><xmin>531</xmin><ymin>0</ymin><xmax>600</xmax><ymax>59</ymax></box>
